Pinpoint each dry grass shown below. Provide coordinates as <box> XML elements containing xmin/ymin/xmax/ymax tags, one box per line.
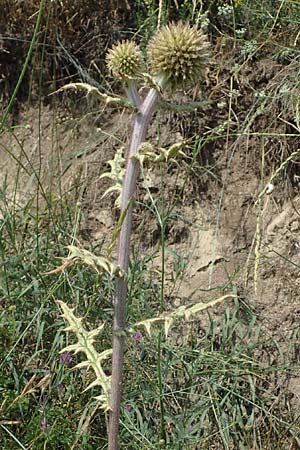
<box><xmin>0</xmin><ymin>0</ymin><xmax>132</xmax><ymax>103</ymax></box>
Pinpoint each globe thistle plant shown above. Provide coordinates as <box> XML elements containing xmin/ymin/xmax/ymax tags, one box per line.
<box><xmin>148</xmin><ymin>21</ymin><xmax>210</xmax><ymax>89</ymax></box>
<box><xmin>57</xmin><ymin>22</ymin><xmax>211</xmax><ymax>450</ymax></box>
<box><xmin>106</xmin><ymin>23</ymin><xmax>210</xmax><ymax>450</ymax></box>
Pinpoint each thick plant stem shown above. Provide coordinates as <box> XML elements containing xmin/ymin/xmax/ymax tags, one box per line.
<box><xmin>124</xmin><ymin>81</ymin><xmax>141</xmax><ymax>109</ymax></box>
<box><xmin>108</xmin><ymin>87</ymin><xmax>160</xmax><ymax>450</ymax></box>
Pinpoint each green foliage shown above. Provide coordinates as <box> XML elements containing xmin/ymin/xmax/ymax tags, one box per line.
<box><xmin>0</xmin><ymin>180</ymin><xmax>112</xmax><ymax>449</ymax></box>
<box><xmin>1</xmin><ymin>183</ymin><xmax>300</xmax><ymax>448</ymax></box>
<box><xmin>121</xmin><ymin>300</ymin><xmax>300</xmax><ymax>449</ymax></box>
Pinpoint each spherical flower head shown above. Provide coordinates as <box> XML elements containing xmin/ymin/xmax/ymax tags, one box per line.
<box><xmin>148</xmin><ymin>22</ymin><xmax>210</xmax><ymax>89</ymax></box>
<box><xmin>106</xmin><ymin>41</ymin><xmax>144</xmax><ymax>81</ymax></box>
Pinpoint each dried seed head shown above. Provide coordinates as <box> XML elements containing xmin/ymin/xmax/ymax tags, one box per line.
<box><xmin>148</xmin><ymin>22</ymin><xmax>210</xmax><ymax>89</ymax></box>
<box><xmin>106</xmin><ymin>41</ymin><xmax>144</xmax><ymax>81</ymax></box>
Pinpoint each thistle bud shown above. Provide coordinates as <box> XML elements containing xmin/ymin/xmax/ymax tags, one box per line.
<box><xmin>106</xmin><ymin>41</ymin><xmax>144</xmax><ymax>81</ymax></box>
<box><xmin>148</xmin><ymin>22</ymin><xmax>210</xmax><ymax>89</ymax></box>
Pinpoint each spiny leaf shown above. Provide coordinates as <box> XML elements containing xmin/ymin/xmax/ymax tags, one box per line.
<box><xmin>133</xmin><ymin>140</ymin><xmax>188</xmax><ymax>168</ymax></box>
<box><xmin>130</xmin><ymin>295</ymin><xmax>235</xmax><ymax>338</ymax></box>
<box><xmin>100</xmin><ymin>146</ymin><xmax>125</xmax><ymax>207</ymax></box>
<box><xmin>56</xmin><ymin>301</ymin><xmax>112</xmax><ymax>411</ymax></box>
<box><xmin>67</xmin><ymin>245</ymin><xmax>120</xmax><ymax>276</ymax></box>
<box><xmin>47</xmin><ymin>245</ymin><xmax>123</xmax><ymax>278</ymax></box>
<box><xmin>52</xmin><ymin>82</ymin><xmax>137</xmax><ymax>110</ymax></box>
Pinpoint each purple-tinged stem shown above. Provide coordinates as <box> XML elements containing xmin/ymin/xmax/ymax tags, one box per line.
<box><xmin>124</xmin><ymin>81</ymin><xmax>141</xmax><ymax>109</ymax></box>
<box><xmin>108</xmin><ymin>87</ymin><xmax>160</xmax><ymax>450</ymax></box>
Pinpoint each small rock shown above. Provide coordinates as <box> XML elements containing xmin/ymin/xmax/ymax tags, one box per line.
<box><xmin>290</xmin><ymin>221</ymin><xmax>299</xmax><ymax>232</ymax></box>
